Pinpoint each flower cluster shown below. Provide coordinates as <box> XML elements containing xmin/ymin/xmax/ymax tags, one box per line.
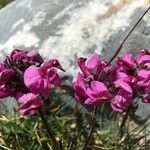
<box><xmin>0</xmin><ymin>49</ymin><xmax>64</xmax><ymax>115</ymax></box>
<box><xmin>0</xmin><ymin>49</ymin><xmax>149</xmax><ymax>115</ymax></box>
<box><xmin>73</xmin><ymin>49</ymin><xmax>150</xmax><ymax>112</ymax></box>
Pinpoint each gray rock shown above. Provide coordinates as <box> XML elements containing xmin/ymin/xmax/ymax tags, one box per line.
<box><xmin>0</xmin><ymin>0</ymin><xmax>150</xmax><ymax>120</ymax></box>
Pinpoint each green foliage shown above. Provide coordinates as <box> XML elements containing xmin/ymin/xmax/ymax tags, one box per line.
<box><xmin>0</xmin><ymin>105</ymin><xmax>149</xmax><ymax>150</ymax></box>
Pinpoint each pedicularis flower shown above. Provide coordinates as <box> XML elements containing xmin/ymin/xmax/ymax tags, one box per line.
<box><xmin>10</xmin><ymin>49</ymin><xmax>43</xmax><ymax>65</ymax></box>
<box><xmin>0</xmin><ymin>49</ymin><xmax>149</xmax><ymax>115</ymax></box>
<box><xmin>0</xmin><ymin>49</ymin><xmax>64</xmax><ymax>116</ymax></box>
<box><xmin>74</xmin><ymin>49</ymin><xmax>150</xmax><ymax>113</ymax></box>
<box><xmin>24</xmin><ymin>59</ymin><xmax>65</xmax><ymax>97</ymax></box>
<box><xmin>16</xmin><ymin>93</ymin><xmax>43</xmax><ymax>116</ymax></box>
<box><xmin>74</xmin><ymin>53</ymin><xmax>113</xmax><ymax>106</ymax></box>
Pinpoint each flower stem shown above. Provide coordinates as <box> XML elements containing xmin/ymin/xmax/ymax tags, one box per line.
<box><xmin>83</xmin><ymin>106</ymin><xmax>98</xmax><ymax>150</ymax></box>
<box><xmin>109</xmin><ymin>6</ymin><xmax>150</xmax><ymax>63</ymax></box>
<box><xmin>118</xmin><ymin>108</ymin><xmax>130</xmax><ymax>138</ymax></box>
<box><xmin>38</xmin><ymin>110</ymin><xmax>61</xmax><ymax>150</ymax></box>
<box><xmin>68</xmin><ymin>103</ymin><xmax>78</xmax><ymax>150</ymax></box>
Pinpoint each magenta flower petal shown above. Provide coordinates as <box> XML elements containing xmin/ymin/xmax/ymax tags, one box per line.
<box><xmin>10</xmin><ymin>49</ymin><xmax>44</xmax><ymax>65</ymax></box>
<box><xmin>111</xmin><ymin>94</ymin><xmax>131</xmax><ymax>112</ymax></box>
<box><xmin>24</xmin><ymin>61</ymin><xmax>63</xmax><ymax>97</ymax></box>
<box><xmin>111</xmin><ymin>79</ymin><xmax>133</xmax><ymax>112</ymax></box>
<box><xmin>86</xmin><ymin>53</ymin><xmax>100</xmax><ymax>70</ymax></box>
<box><xmin>10</xmin><ymin>49</ymin><xmax>27</xmax><ymax>61</ymax></box>
<box><xmin>73</xmin><ymin>73</ymin><xmax>88</xmax><ymax>101</ymax></box>
<box><xmin>143</xmin><ymin>94</ymin><xmax>150</xmax><ymax>103</ymax></box>
<box><xmin>0</xmin><ymin>63</ymin><xmax>6</xmax><ymax>71</ymax></box>
<box><xmin>0</xmin><ymin>63</ymin><xmax>15</xmax><ymax>85</ymax></box>
<box><xmin>123</xmin><ymin>53</ymin><xmax>135</xmax><ymax>66</ymax></box>
<box><xmin>87</xmin><ymin>81</ymin><xmax>109</xmax><ymax>96</ymax></box>
<box><xmin>78</xmin><ymin>53</ymin><xmax>101</xmax><ymax>77</ymax></box>
<box><xmin>116</xmin><ymin>69</ymin><xmax>135</xmax><ymax>85</ymax></box>
<box><xmin>137</xmin><ymin>69</ymin><xmax>150</xmax><ymax>87</ymax></box>
<box><xmin>85</xmin><ymin>81</ymin><xmax>111</xmax><ymax>105</ymax></box>
<box><xmin>139</xmin><ymin>55</ymin><xmax>150</xmax><ymax>64</ymax></box>
<box><xmin>0</xmin><ymin>85</ymin><xmax>15</xmax><ymax>98</ymax></box>
<box><xmin>16</xmin><ymin>93</ymin><xmax>43</xmax><ymax>116</ymax></box>
<box><xmin>24</xmin><ymin>66</ymin><xmax>41</xmax><ymax>87</ymax></box>
<box><xmin>41</xmin><ymin>59</ymin><xmax>65</xmax><ymax>72</ymax></box>
<box><xmin>136</xmin><ymin>49</ymin><xmax>150</xmax><ymax>65</ymax></box>
<box><xmin>0</xmin><ymin>69</ymin><xmax>15</xmax><ymax>85</ymax></box>
<box><xmin>117</xmin><ymin>53</ymin><xmax>135</xmax><ymax>70</ymax></box>
<box><xmin>48</xmin><ymin>71</ymin><xmax>62</xmax><ymax>86</ymax></box>
<box><xmin>0</xmin><ymin>90</ymin><xmax>11</xmax><ymax>98</ymax></box>
<box><xmin>40</xmin><ymin>79</ymin><xmax>50</xmax><ymax>97</ymax></box>
<box><xmin>24</xmin><ymin>66</ymin><xmax>50</xmax><ymax>96</ymax></box>
<box><xmin>17</xmin><ymin>93</ymin><xmax>38</xmax><ymax>104</ymax></box>
<box><xmin>27</xmin><ymin>50</ymin><xmax>43</xmax><ymax>64</ymax></box>
<box><xmin>114</xmin><ymin>80</ymin><xmax>132</xmax><ymax>95</ymax></box>
<box><xmin>78</xmin><ymin>57</ymin><xmax>91</xmax><ymax>77</ymax></box>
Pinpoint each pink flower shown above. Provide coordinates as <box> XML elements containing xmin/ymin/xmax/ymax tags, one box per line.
<box><xmin>136</xmin><ymin>69</ymin><xmax>150</xmax><ymax>103</ymax></box>
<box><xmin>16</xmin><ymin>93</ymin><xmax>43</xmax><ymax>116</ymax></box>
<box><xmin>10</xmin><ymin>49</ymin><xmax>27</xmax><ymax>61</ymax></box>
<box><xmin>0</xmin><ymin>63</ymin><xmax>15</xmax><ymax>85</ymax></box>
<box><xmin>0</xmin><ymin>85</ymin><xmax>15</xmax><ymax>98</ymax></box>
<box><xmin>85</xmin><ymin>81</ymin><xmax>112</xmax><ymax>105</ymax></box>
<box><xmin>24</xmin><ymin>59</ymin><xmax>64</xmax><ymax>97</ymax></box>
<box><xmin>0</xmin><ymin>63</ymin><xmax>16</xmax><ymax>98</ymax></box>
<box><xmin>117</xmin><ymin>53</ymin><xmax>135</xmax><ymax>70</ymax></box>
<box><xmin>40</xmin><ymin>59</ymin><xmax>65</xmax><ymax>73</ymax></box>
<box><xmin>75</xmin><ymin>50</ymin><xmax>150</xmax><ymax>112</ymax></box>
<box><xmin>136</xmin><ymin>49</ymin><xmax>150</xmax><ymax>65</ymax></box>
<box><xmin>111</xmin><ymin>94</ymin><xmax>131</xmax><ymax>113</ymax></box>
<box><xmin>111</xmin><ymin>80</ymin><xmax>133</xmax><ymax>112</ymax></box>
<box><xmin>73</xmin><ymin>73</ymin><xmax>88</xmax><ymax>102</ymax></box>
<box><xmin>116</xmin><ymin>68</ymin><xmax>135</xmax><ymax>85</ymax></box>
<box><xmin>26</xmin><ymin>50</ymin><xmax>44</xmax><ymax>64</ymax></box>
<box><xmin>74</xmin><ymin>53</ymin><xmax>114</xmax><ymax>106</ymax></box>
<box><xmin>10</xmin><ymin>49</ymin><xmax>43</xmax><ymax>64</ymax></box>
<box><xmin>137</xmin><ymin>69</ymin><xmax>150</xmax><ymax>87</ymax></box>
<box><xmin>78</xmin><ymin>53</ymin><xmax>101</xmax><ymax>77</ymax></box>
<box><xmin>0</xmin><ymin>63</ymin><xmax>5</xmax><ymax>71</ymax></box>
<box><xmin>24</xmin><ymin>66</ymin><xmax>50</xmax><ymax>96</ymax></box>
<box><xmin>114</xmin><ymin>80</ymin><xmax>133</xmax><ymax>97</ymax></box>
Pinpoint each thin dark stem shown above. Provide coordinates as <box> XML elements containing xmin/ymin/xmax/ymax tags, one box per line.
<box><xmin>68</xmin><ymin>103</ymin><xmax>78</xmax><ymax>150</ymax></box>
<box><xmin>38</xmin><ymin>110</ymin><xmax>61</xmax><ymax>150</ymax></box>
<box><xmin>58</xmin><ymin>140</ymin><xmax>64</xmax><ymax>150</ymax></box>
<box><xmin>109</xmin><ymin>6</ymin><xmax>150</xmax><ymax>63</ymax></box>
<box><xmin>83</xmin><ymin>106</ymin><xmax>98</xmax><ymax>150</ymax></box>
<box><xmin>118</xmin><ymin>108</ymin><xmax>130</xmax><ymax>138</ymax></box>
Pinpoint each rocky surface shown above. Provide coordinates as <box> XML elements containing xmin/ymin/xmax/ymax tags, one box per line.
<box><xmin>0</xmin><ymin>0</ymin><xmax>150</xmax><ymax>120</ymax></box>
